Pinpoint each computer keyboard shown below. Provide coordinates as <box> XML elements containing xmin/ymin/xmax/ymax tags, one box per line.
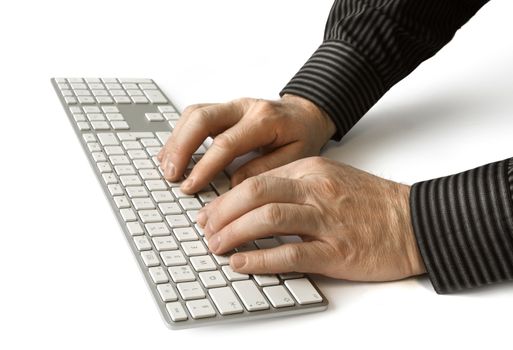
<box><xmin>52</xmin><ymin>77</ymin><xmax>328</xmax><ymax>329</ymax></box>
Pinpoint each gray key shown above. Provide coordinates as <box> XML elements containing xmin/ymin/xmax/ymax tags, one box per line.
<box><xmin>145</xmin><ymin>222</ymin><xmax>170</xmax><ymax>236</ymax></box>
<box><xmin>199</xmin><ymin>271</ymin><xmax>227</xmax><ymax>288</ymax></box>
<box><xmin>263</xmin><ymin>285</ymin><xmax>295</xmax><ymax>308</ymax></box>
<box><xmin>182</xmin><ymin>241</ymin><xmax>207</xmax><ymax>256</ymax></box>
<box><xmin>152</xmin><ymin>236</ymin><xmax>178</xmax><ymax>251</ymax></box>
<box><xmin>208</xmin><ymin>287</ymin><xmax>244</xmax><ymax>315</ymax></box>
<box><xmin>168</xmin><ymin>265</ymin><xmax>196</xmax><ymax>283</ymax></box>
<box><xmin>186</xmin><ymin>299</ymin><xmax>216</xmax><ymax>319</ymax></box>
<box><xmin>160</xmin><ymin>250</ymin><xmax>186</xmax><ymax>266</ymax></box>
<box><xmin>232</xmin><ymin>280</ymin><xmax>269</xmax><ymax>311</ymax></box>
<box><xmin>149</xmin><ymin>266</ymin><xmax>169</xmax><ymax>283</ymax></box>
<box><xmin>284</xmin><ymin>278</ymin><xmax>322</xmax><ymax>305</ymax></box>
<box><xmin>157</xmin><ymin>284</ymin><xmax>178</xmax><ymax>302</ymax></box>
<box><xmin>190</xmin><ymin>255</ymin><xmax>216</xmax><ymax>271</ymax></box>
<box><xmin>177</xmin><ymin>281</ymin><xmax>205</xmax><ymax>300</ymax></box>
<box><xmin>166</xmin><ymin>302</ymin><xmax>187</xmax><ymax>321</ymax></box>
<box><xmin>133</xmin><ymin>236</ymin><xmax>151</xmax><ymax>251</ymax></box>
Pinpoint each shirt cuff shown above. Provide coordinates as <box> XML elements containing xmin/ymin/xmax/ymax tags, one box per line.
<box><xmin>410</xmin><ymin>158</ymin><xmax>513</xmax><ymax>293</ymax></box>
<box><xmin>280</xmin><ymin>40</ymin><xmax>385</xmax><ymax>141</ymax></box>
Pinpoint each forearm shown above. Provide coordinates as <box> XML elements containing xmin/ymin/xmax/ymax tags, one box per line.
<box><xmin>411</xmin><ymin>158</ymin><xmax>513</xmax><ymax>293</ymax></box>
<box><xmin>281</xmin><ymin>0</ymin><xmax>489</xmax><ymax>140</ymax></box>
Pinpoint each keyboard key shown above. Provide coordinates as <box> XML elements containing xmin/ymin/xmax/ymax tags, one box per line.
<box><xmin>113</xmin><ymin>196</ymin><xmax>130</xmax><ymax>209</ymax></box>
<box><xmin>97</xmin><ymin>133</ymin><xmax>119</xmax><ymax>146</ymax></box>
<box><xmin>152</xmin><ymin>191</ymin><xmax>174</xmax><ymax>203</ymax></box>
<box><xmin>145</xmin><ymin>180</ymin><xmax>167</xmax><ymax>191</ymax></box>
<box><xmin>160</xmin><ymin>250</ymin><xmax>186</xmax><ymax>266</ymax></box>
<box><xmin>166</xmin><ymin>302</ymin><xmax>187</xmax><ymax>321</ymax></box>
<box><xmin>114</xmin><ymin>165</ymin><xmax>136</xmax><ymax>175</ymax></box>
<box><xmin>232</xmin><ymin>280</ymin><xmax>269</xmax><ymax>311</ymax></box>
<box><xmin>131</xmin><ymin>197</ymin><xmax>154</xmax><ymax>209</ymax></box>
<box><xmin>199</xmin><ymin>271</ymin><xmax>226</xmax><ymax>288</ymax></box>
<box><xmin>171</xmin><ymin>187</ymin><xmax>193</xmax><ymax>198</ymax></box>
<box><xmin>263</xmin><ymin>285</ymin><xmax>295</xmax><ymax>308</ymax></box>
<box><xmin>138</xmin><ymin>209</ymin><xmax>162</xmax><ymax>223</ymax></box>
<box><xmin>173</xmin><ymin>227</ymin><xmax>197</xmax><ymax>241</ymax></box>
<box><xmin>198</xmin><ymin>191</ymin><xmax>217</xmax><ymax>204</ymax></box>
<box><xmin>182</xmin><ymin>241</ymin><xmax>207</xmax><ymax>256</ymax></box>
<box><xmin>212</xmin><ymin>172</ymin><xmax>231</xmax><ymax>194</ymax></box>
<box><xmin>104</xmin><ymin>146</ymin><xmax>124</xmax><ymax>155</ymax></box>
<box><xmin>157</xmin><ymin>284</ymin><xmax>178</xmax><ymax>302</ymax></box>
<box><xmin>97</xmin><ymin>162</ymin><xmax>112</xmax><ymax>173</ymax></box>
<box><xmin>253</xmin><ymin>274</ymin><xmax>280</xmax><ymax>287</ymax></box>
<box><xmin>186</xmin><ymin>299</ymin><xmax>216</xmax><ymax>319</ymax></box>
<box><xmin>254</xmin><ymin>237</ymin><xmax>280</xmax><ymax>250</ymax></box>
<box><xmin>141</xmin><ymin>250</ymin><xmax>160</xmax><ymax>267</ymax></box>
<box><xmin>278</xmin><ymin>272</ymin><xmax>304</xmax><ymax>280</ymax></box>
<box><xmin>120</xmin><ymin>208</ymin><xmax>137</xmax><ymax>221</ymax></box>
<box><xmin>212</xmin><ymin>253</ymin><xmax>232</xmax><ymax>266</ymax></box>
<box><xmin>108</xmin><ymin>184</ymin><xmax>124</xmax><ymax>196</ymax></box>
<box><xmin>91</xmin><ymin>121</ymin><xmax>110</xmax><ymax>130</ymax></box>
<box><xmin>152</xmin><ymin>236</ymin><xmax>178</xmax><ymax>251</ymax></box>
<box><xmin>133</xmin><ymin>236</ymin><xmax>152</xmax><ymax>251</ymax></box>
<box><xmin>133</xmin><ymin>159</ymin><xmax>154</xmax><ymax>169</ymax></box>
<box><xmin>120</xmin><ymin>175</ymin><xmax>141</xmax><ymax>186</ymax></box>
<box><xmin>186</xmin><ymin>210</ymin><xmax>199</xmax><ymax>223</ymax></box>
<box><xmin>166</xmin><ymin>215</ymin><xmax>189</xmax><ymax>228</ymax></box>
<box><xmin>111</xmin><ymin>121</ymin><xmax>129</xmax><ymax>130</ymax></box>
<box><xmin>126</xmin><ymin>221</ymin><xmax>144</xmax><ymax>236</ymax></box>
<box><xmin>129</xmin><ymin>150</ymin><xmax>149</xmax><ymax>160</ymax></box>
<box><xmin>143</xmin><ymin>89</ymin><xmax>167</xmax><ymax>103</ymax></box>
<box><xmin>126</xmin><ymin>186</ymin><xmax>148</xmax><ymax>198</ymax></box>
<box><xmin>158</xmin><ymin>202</ymin><xmax>181</xmax><ymax>215</ymax></box>
<box><xmin>222</xmin><ymin>265</ymin><xmax>249</xmax><ymax>282</ymax></box>
<box><xmin>102</xmin><ymin>173</ymin><xmax>117</xmax><ymax>184</ymax></box>
<box><xmin>145</xmin><ymin>222</ymin><xmax>170</xmax><ymax>237</ymax></box>
<box><xmin>177</xmin><ymin>281</ymin><xmax>204</xmax><ymax>300</ymax></box>
<box><xmin>132</xmin><ymin>96</ymin><xmax>149</xmax><ymax>103</ymax></box>
<box><xmin>190</xmin><ymin>255</ymin><xmax>216</xmax><ymax>271</ymax></box>
<box><xmin>168</xmin><ymin>265</ymin><xmax>196</xmax><ymax>283</ymax></box>
<box><xmin>102</xmin><ymin>106</ymin><xmax>119</xmax><ymax>113</ymax></box>
<box><xmin>208</xmin><ymin>287</ymin><xmax>244</xmax><ymax>315</ymax></box>
<box><xmin>284</xmin><ymin>278</ymin><xmax>323</xmax><ymax>305</ymax></box>
<box><xmin>179</xmin><ymin>198</ymin><xmax>201</xmax><ymax>210</ymax></box>
<box><xmin>106</xmin><ymin>113</ymin><xmax>124</xmax><ymax>121</ymax></box>
<box><xmin>145</xmin><ymin>112</ymin><xmax>164</xmax><ymax>121</ymax></box>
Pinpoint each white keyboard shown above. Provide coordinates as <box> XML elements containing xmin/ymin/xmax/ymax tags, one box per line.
<box><xmin>52</xmin><ymin>77</ymin><xmax>328</xmax><ymax>329</ymax></box>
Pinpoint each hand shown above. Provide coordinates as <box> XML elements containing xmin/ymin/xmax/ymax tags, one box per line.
<box><xmin>197</xmin><ymin>157</ymin><xmax>426</xmax><ymax>282</ymax></box>
<box><xmin>157</xmin><ymin>94</ymin><xmax>336</xmax><ymax>194</ymax></box>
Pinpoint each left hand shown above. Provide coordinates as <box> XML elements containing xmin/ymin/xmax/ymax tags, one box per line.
<box><xmin>197</xmin><ymin>157</ymin><xmax>426</xmax><ymax>282</ymax></box>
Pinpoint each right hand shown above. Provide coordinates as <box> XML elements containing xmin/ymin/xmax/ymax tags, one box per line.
<box><xmin>157</xmin><ymin>94</ymin><xmax>336</xmax><ymax>194</ymax></box>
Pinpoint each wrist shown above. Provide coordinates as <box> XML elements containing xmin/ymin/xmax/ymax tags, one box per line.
<box><xmin>281</xmin><ymin>93</ymin><xmax>336</xmax><ymax>142</ymax></box>
<box><xmin>398</xmin><ymin>184</ymin><xmax>426</xmax><ymax>276</ymax></box>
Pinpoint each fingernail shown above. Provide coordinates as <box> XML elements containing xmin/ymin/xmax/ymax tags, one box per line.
<box><xmin>208</xmin><ymin>234</ymin><xmax>220</xmax><ymax>252</ymax></box>
<box><xmin>165</xmin><ymin>160</ymin><xmax>175</xmax><ymax>178</ymax></box>
<box><xmin>197</xmin><ymin>210</ymin><xmax>207</xmax><ymax>227</ymax></box>
<box><xmin>231</xmin><ymin>254</ymin><xmax>246</xmax><ymax>270</ymax></box>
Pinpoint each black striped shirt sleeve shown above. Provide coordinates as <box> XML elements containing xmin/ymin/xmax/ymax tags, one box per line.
<box><xmin>280</xmin><ymin>0</ymin><xmax>488</xmax><ymax>140</ymax></box>
<box><xmin>280</xmin><ymin>0</ymin><xmax>513</xmax><ymax>293</ymax></box>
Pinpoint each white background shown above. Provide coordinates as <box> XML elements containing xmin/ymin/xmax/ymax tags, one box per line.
<box><xmin>1</xmin><ymin>0</ymin><xmax>512</xmax><ymax>349</ymax></box>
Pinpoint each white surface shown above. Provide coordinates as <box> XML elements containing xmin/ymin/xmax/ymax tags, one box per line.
<box><xmin>1</xmin><ymin>0</ymin><xmax>512</xmax><ymax>349</ymax></box>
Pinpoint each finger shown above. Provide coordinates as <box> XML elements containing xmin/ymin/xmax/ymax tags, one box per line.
<box><xmin>229</xmin><ymin>242</ymin><xmax>323</xmax><ymax>274</ymax></box>
<box><xmin>180</xmin><ymin>116</ymin><xmax>278</xmax><ymax>194</ymax></box>
<box><xmin>157</xmin><ymin>103</ymin><xmax>213</xmax><ymax>162</ymax></box>
<box><xmin>230</xmin><ymin>142</ymin><xmax>306</xmax><ymax>187</ymax></box>
<box><xmin>199</xmin><ymin>176</ymin><xmax>306</xmax><ymax>236</ymax></box>
<box><xmin>160</xmin><ymin>102</ymin><xmax>243</xmax><ymax>181</ymax></box>
<box><xmin>207</xmin><ymin>203</ymin><xmax>320</xmax><ymax>254</ymax></box>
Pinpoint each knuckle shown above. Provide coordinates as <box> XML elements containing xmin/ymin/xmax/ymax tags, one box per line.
<box><xmin>190</xmin><ymin>108</ymin><xmax>210</xmax><ymax>124</ymax></box>
<box><xmin>305</xmin><ymin>156</ymin><xmax>328</xmax><ymax>167</ymax></box>
<box><xmin>243</xmin><ymin>176</ymin><xmax>267</xmax><ymax>198</ymax></box>
<box><xmin>263</xmin><ymin>203</ymin><xmax>284</xmax><ymax>225</ymax></box>
<box><xmin>212</xmin><ymin>132</ymin><xmax>236</xmax><ymax>152</ymax></box>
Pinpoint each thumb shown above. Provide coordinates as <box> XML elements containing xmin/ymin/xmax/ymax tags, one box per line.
<box><xmin>229</xmin><ymin>242</ymin><xmax>319</xmax><ymax>275</ymax></box>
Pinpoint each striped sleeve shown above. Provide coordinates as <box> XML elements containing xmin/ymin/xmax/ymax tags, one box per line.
<box><xmin>410</xmin><ymin>159</ymin><xmax>513</xmax><ymax>294</ymax></box>
<box><xmin>280</xmin><ymin>0</ymin><xmax>489</xmax><ymax>140</ymax></box>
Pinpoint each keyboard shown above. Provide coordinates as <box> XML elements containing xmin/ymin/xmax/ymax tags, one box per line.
<box><xmin>52</xmin><ymin>77</ymin><xmax>328</xmax><ymax>329</ymax></box>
